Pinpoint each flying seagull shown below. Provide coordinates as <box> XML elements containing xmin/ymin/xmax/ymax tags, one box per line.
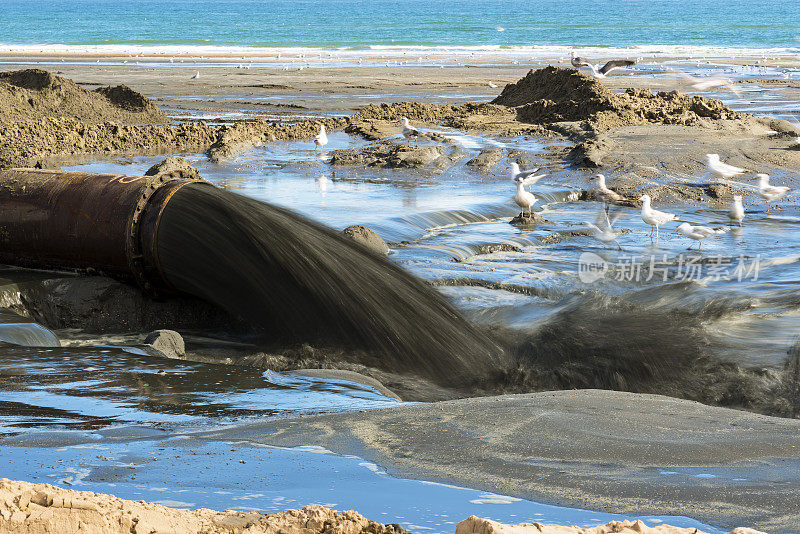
<box><xmin>570</xmin><ymin>52</ymin><xmax>635</xmax><ymax>78</ymax></box>
<box><xmin>191</xmin><ymin>71</ymin><xmax>200</xmax><ymax>79</ymax></box>
<box><xmin>585</xmin><ymin>209</ymin><xmax>623</xmax><ymax>250</ymax></box>
<box><xmin>787</xmin><ymin>115</ymin><xmax>800</xmax><ymax>147</ymax></box>
<box><xmin>706</xmin><ymin>154</ymin><xmax>745</xmax><ymax>180</ymax></box>
<box><xmin>511</xmin><ymin>162</ymin><xmax>544</xmax><ymax>184</ymax></box>
<box><xmin>671</xmin><ymin>69</ymin><xmax>741</xmax><ymax>96</ymax></box>
<box><xmin>756</xmin><ymin>173</ymin><xmax>790</xmax><ymax>212</ymax></box>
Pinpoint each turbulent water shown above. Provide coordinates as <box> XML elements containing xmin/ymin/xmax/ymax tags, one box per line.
<box><xmin>156</xmin><ymin>183</ymin><xmax>506</xmax><ymax>387</ymax></box>
<box><xmin>59</xmin><ymin>103</ymin><xmax>800</xmax><ymax>417</ymax></box>
<box><xmin>2</xmin><ymin>0</ymin><xmax>799</xmax><ymax>50</ymax></box>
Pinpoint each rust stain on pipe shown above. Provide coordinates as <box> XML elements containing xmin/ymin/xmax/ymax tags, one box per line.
<box><xmin>0</xmin><ymin>168</ymin><xmax>211</xmax><ymax>294</ymax></box>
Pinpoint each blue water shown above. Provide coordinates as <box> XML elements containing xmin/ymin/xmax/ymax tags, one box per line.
<box><xmin>1</xmin><ymin>0</ymin><xmax>799</xmax><ymax>50</ymax></box>
<box><xmin>0</xmin><ymin>441</ymin><xmax>724</xmax><ymax>533</ymax></box>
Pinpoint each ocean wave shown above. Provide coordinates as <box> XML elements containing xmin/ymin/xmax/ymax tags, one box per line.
<box><xmin>1</xmin><ymin>42</ymin><xmax>799</xmax><ymax>59</ymax></box>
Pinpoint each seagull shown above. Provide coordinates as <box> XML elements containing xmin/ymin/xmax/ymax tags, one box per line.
<box><xmin>787</xmin><ymin>116</ymin><xmax>800</xmax><ymax>147</ymax></box>
<box><xmin>314</xmin><ymin>124</ymin><xmax>328</xmax><ymax>151</ymax></box>
<box><xmin>401</xmin><ymin>117</ymin><xmax>421</xmax><ymax>145</ymax></box>
<box><xmin>570</xmin><ymin>52</ymin><xmax>635</xmax><ymax>78</ymax></box>
<box><xmin>591</xmin><ymin>173</ymin><xmax>625</xmax><ymax>210</ymax></box>
<box><xmin>728</xmin><ymin>195</ymin><xmax>745</xmax><ymax>226</ymax></box>
<box><xmin>639</xmin><ymin>194</ymin><xmax>677</xmax><ymax>241</ymax></box>
<box><xmin>511</xmin><ymin>162</ymin><xmax>545</xmax><ymax>184</ymax></box>
<box><xmin>191</xmin><ymin>71</ymin><xmax>200</xmax><ymax>79</ymax></box>
<box><xmin>756</xmin><ymin>173</ymin><xmax>790</xmax><ymax>212</ymax></box>
<box><xmin>706</xmin><ymin>154</ymin><xmax>745</xmax><ymax>180</ymax></box>
<box><xmin>675</xmin><ymin>223</ymin><xmax>727</xmax><ymax>250</ymax></box>
<box><xmin>513</xmin><ymin>183</ymin><xmax>537</xmax><ymax>220</ymax></box>
<box><xmin>672</xmin><ymin>70</ymin><xmax>741</xmax><ymax>96</ymax></box>
<box><xmin>512</xmin><ymin>164</ymin><xmax>546</xmax><ymax>219</ymax></box>
<box><xmin>316</xmin><ymin>174</ymin><xmax>330</xmax><ymax>195</ymax></box>
<box><xmin>585</xmin><ymin>210</ymin><xmax>623</xmax><ymax>250</ymax></box>
<box><xmin>488</xmin><ymin>81</ymin><xmax>498</xmax><ymax>88</ymax></box>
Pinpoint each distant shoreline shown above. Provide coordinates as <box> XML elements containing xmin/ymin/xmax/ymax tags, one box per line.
<box><xmin>1</xmin><ymin>44</ymin><xmax>799</xmax><ymax>62</ymax></box>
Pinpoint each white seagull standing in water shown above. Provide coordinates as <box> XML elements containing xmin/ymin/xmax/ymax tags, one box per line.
<box><xmin>706</xmin><ymin>154</ymin><xmax>745</xmax><ymax>180</ymax></box>
<box><xmin>756</xmin><ymin>173</ymin><xmax>790</xmax><ymax>212</ymax></box>
<box><xmin>512</xmin><ymin>164</ymin><xmax>546</xmax><ymax>219</ymax></box>
<box><xmin>675</xmin><ymin>223</ymin><xmax>727</xmax><ymax>250</ymax></box>
<box><xmin>728</xmin><ymin>195</ymin><xmax>745</xmax><ymax>226</ymax></box>
<box><xmin>401</xmin><ymin>117</ymin><xmax>421</xmax><ymax>145</ymax></box>
<box><xmin>570</xmin><ymin>52</ymin><xmax>635</xmax><ymax>78</ymax></box>
<box><xmin>314</xmin><ymin>124</ymin><xmax>328</xmax><ymax>151</ymax></box>
<box><xmin>639</xmin><ymin>194</ymin><xmax>677</xmax><ymax>241</ymax></box>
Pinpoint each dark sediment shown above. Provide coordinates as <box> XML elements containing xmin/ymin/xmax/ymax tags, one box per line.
<box><xmin>155</xmin><ymin>184</ymin><xmax>507</xmax><ymax>386</ymax></box>
<box><xmin>492</xmin><ymin>290</ymin><xmax>800</xmax><ymax>418</ymax></box>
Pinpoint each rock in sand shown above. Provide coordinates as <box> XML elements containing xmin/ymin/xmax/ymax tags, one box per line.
<box><xmin>341</xmin><ymin>225</ymin><xmax>390</xmax><ymax>255</ymax></box>
<box><xmin>143</xmin><ymin>329</ymin><xmax>186</xmax><ymax>360</ymax></box>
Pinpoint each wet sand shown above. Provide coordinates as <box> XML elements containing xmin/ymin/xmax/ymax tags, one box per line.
<box><xmin>3</xmin><ymin>56</ymin><xmax>800</xmax><ymax>177</ymax></box>
<box><xmin>213</xmin><ymin>390</ymin><xmax>800</xmax><ymax>531</ymax></box>
<box><xmin>2</xmin><ymin>52</ymin><xmax>797</xmax><ymax>117</ymax></box>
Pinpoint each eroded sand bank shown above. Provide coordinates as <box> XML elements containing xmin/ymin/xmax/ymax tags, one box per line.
<box><xmin>0</xmin><ymin>478</ymin><xmax>766</xmax><ymax>534</ymax></box>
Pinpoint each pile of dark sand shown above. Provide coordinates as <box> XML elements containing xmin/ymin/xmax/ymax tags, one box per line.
<box><xmin>492</xmin><ymin>66</ymin><xmax>741</xmax><ymax>128</ymax></box>
<box><xmin>0</xmin><ymin>69</ymin><xmax>166</xmax><ymax>124</ymax></box>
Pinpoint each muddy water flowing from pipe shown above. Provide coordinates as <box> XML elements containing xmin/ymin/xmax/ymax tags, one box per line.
<box><xmin>155</xmin><ymin>184</ymin><xmax>506</xmax><ymax>386</ymax></box>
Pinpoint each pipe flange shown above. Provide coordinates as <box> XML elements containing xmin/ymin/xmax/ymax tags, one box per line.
<box><xmin>126</xmin><ymin>172</ymin><xmax>207</xmax><ymax>296</ymax></box>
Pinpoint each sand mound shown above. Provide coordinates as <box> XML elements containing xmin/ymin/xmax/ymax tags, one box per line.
<box><xmin>0</xmin><ymin>478</ymin><xmax>408</xmax><ymax>534</ymax></box>
<box><xmin>492</xmin><ymin>67</ymin><xmax>741</xmax><ymax>127</ymax></box>
<box><xmin>492</xmin><ymin>66</ymin><xmax>616</xmax><ymax>113</ymax></box>
<box><xmin>0</xmin><ymin>69</ymin><xmax>166</xmax><ymax>125</ymax></box>
<box><xmin>457</xmin><ymin>516</ymin><xmax>765</xmax><ymax>534</ymax></box>
<box><xmin>145</xmin><ymin>156</ymin><xmax>203</xmax><ymax>180</ymax></box>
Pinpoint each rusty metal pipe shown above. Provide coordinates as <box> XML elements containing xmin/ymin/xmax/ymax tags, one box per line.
<box><xmin>0</xmin><ymin>168</ymin><xmax>210</xmax><ymax>294</ymax></box>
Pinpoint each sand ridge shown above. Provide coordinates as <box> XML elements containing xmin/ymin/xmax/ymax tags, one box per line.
<box><xmin>0</xmin><ymin>478</ymin><xmax>409</xmax><ymax>534</ymax></box>
<box><xmin>0</xmin><ymin>479</ymin><xmax>767</xmax><ymax>534</ymax></box>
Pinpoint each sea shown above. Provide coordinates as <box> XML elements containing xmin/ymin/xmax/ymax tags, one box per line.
<box><xmin>1</xmin><ymin>0</ymin><xmax>799</xmax><ymax>56</ymax></box>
